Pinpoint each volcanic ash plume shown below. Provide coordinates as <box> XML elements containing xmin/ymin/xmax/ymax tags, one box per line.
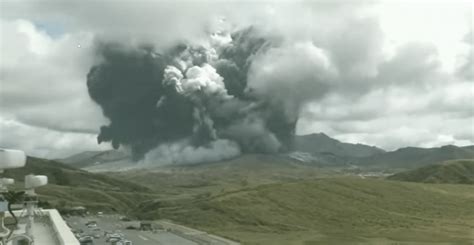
<box><xmin>87</xmin><ymin>28</ymin><xmax>332</xmax><ymax>164</ymax></box>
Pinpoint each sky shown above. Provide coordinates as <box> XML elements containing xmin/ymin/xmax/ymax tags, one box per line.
<box><xmin>0</xmin><ymin>0</ymin><xmax>473</xmax><ymax>158</ymax></box>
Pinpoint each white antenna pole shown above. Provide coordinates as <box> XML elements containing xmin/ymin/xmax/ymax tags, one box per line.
<box><xmin>25</xmin><ymin>201</ymin><xmax>34</xmax><ymax>239</ymax></box>
<box><xmin>24</xmin><ymin>174</ymin><xmax>48</xmax><ymax>241</ymax></box>
<box><xmin>0</xmin><ymin>149</ymin><xmax>26</xmax><ymax>244</ymax></box>
<box><xmin>0</xmin><ymin>178</ymin><xmax>15</xmax><ymax>245</ymax></box>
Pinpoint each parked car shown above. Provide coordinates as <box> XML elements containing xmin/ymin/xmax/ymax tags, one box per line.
<box><xmin>115</xmin><ymin>240</ymin><xmax>133</xmax><ymax>245</ymax></box>
<box><xmin>85</xmin><ymin>221</ymin><xmax>97</xmax><ymax>227</ymax></box>
<box><xmin>78</xmin><ymin>236</ymin><xmax>94</xmax><ymax>245</ymax></box>
<box><xmin>87</xmin><ymin>224</ymin><xmax>97</xmax><ymax>229</ymax></box>
<box><xmin>119</xmin><ymin>216</ymin><xmax>131</xmax><ymax>221</ymax></box>
<box><xmin>106</xmin><ymin>236</ymin><xmax>122</xmax><ymax>243</ymax></box>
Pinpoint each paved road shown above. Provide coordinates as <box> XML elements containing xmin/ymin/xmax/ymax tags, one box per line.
<box><xmin>66</xmin><ymin>215</ymin><xmax>198</xmax><ymax>245</ymax></box>
<box><xmin>154</xmin><ymin>220</ymin><xmax>240</xmax><ymax>245</ymax></box>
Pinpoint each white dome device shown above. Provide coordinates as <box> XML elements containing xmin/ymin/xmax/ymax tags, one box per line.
<box><xmin>0</xmin><ymin>148</ymin><xmax>26</xmax><ymax>172</ymax></box>
<box><xmin>25</xmin><ymin>175</ymin><xmax>48</xmax><ymax>189</ymax></box>
<box><xmin>0</xmin><ymin>178</ymin><xmax>14</xmax><ymax>185</ymax></box>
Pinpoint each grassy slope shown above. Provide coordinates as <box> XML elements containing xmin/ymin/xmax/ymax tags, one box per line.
<box><xmin>35</xmin><ymin>184</ymin><xmax>161</xmax><ymax>213</ymax></box>
<box><xmin>3</xmin><ymin>157</ymin><xmax>157</xmax><ymax>212</ymax></box>
<box><xmin>388</xmin><ymin>159</ymin><xmax>474</xmax><ymax>184</ymax></box>
<box><xmin>135</xmin><ymin>177</ymin><xmax>474</xmax><ymax>244</ymax></box>
<box><xmin>6</xmin><ymin>155</ymin><xmax>474</xmax><ymax>243</ymax></box>
<box><xmin>110</xmin><ymin>154</ymin><xmax>333</xmax><ymax>197</ymax></box>
<box><xmin>359</xmin><ymin>145</ymin><xmax>474</xmax><ymax>169</ymax></box>
<box><xmin>295</xmin><ymin>133</ymin><xmax>385</xmax><ymax>157</ymax></box>
<box><xmin>4</xmin><ymin>157</ymin><xmax>149</xmax><ymax>192</ymax></box>
<box><xmin>59</xmin><ymin>150</ymin><xmax>130</xmax><ymax>168</ymax></box>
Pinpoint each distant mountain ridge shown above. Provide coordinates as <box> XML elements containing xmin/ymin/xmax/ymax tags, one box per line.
<box><xmin>388</xmin><ymin>159</ymin><xmax>474</xmax><ymax>184</ymax></box>
<box><xmin>357</xmin><ymin>145</ymin><xmax>474</xmax><ymax>169</ymax></box>
<box><xmin>58</xmin><ymin>133</ymin><xmax>474</xmax><ymax>170</ymax></box>
<box><xmin>294</xmin><ymin>133</ymin><xmax>385</xmax><ymax>158</ymax></box>
<box><xmin>59</xmin><ymin>150</ymin><xmax>131</xmax><ymax>168</ymax></box>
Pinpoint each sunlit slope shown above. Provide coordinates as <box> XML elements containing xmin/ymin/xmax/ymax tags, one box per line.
<box><xmin>111</xmin><ymin>154</ymin><xmax>331</xmax><ymax>196</ymax></box>
<box><xmin>36</xmin><ymin>184</ymin><xmax>161</xmax><ymax>212</ymax></box>
<box><xmin>136</xmin><ymin>178</ymin><xmax>474</xmax><ymax>244</ymax></box>
<box><xmin>359</xmin><ymin>145</ymin><xmax>474</xmax><ymax>169</ymax></box>
<box><xmin>4</xmin><ymin>157</ymin><xmax>156</xmax><ymax>212</ymax></box>
<box><xmin>294</xmin><ymin>133</ymin><xmax>385</xmax><ymax>157</ymax></box>
<box><xmin>59</xmin><ymin>150</ymin><xmax>131</xmax><ymax>168</ymax></box>
<box><xmin>388</xmin><ymin>159</ymin><xmax>474</xmax><ymax>184</ymax></box>
<box><xmin>4</xmin><ymin>157</ymin><xmax>149</xmax><ymax>192</ymax></box>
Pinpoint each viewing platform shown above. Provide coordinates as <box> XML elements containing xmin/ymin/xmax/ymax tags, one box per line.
<box><xmin>7</xmin><ymin>209</ymin><xmax>79</xmax><ymax>245</ymax></box>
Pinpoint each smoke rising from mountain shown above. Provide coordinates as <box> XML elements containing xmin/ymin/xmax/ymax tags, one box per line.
<box><xmin>87</xmin><ymin>28</ymin><xmax>332</xmax><ymax>162</ymax></box>
<box><xmin>143</xmin><ymin>139</ymin><xmax>241</xmax><ymax>166</ymax></box>
<box><xmin>2</xmin><ymin>1</ymin><xmax>471</xmax><ymax>159</ymax></box>
<box><xmin>83</xmin><ymin>2</ymin><xmax>472</xmax><ymax>164</ymax></box>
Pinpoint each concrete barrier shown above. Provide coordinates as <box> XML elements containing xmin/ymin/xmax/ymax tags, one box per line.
<box><xmin>46</xmin><ymin>209</ymin><xmax>79</xmax><ymax>245</ymax></box>
<box><xmin>9</xmin><ymin>209</ymin><xmax>79</xmax><ymax>245</ymax></box>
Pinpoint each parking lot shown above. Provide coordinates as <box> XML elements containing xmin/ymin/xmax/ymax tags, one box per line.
<box><xmin>65</xmin><ymin>215</ymin><xmax>198</xmax><ymax>245</ymax></box>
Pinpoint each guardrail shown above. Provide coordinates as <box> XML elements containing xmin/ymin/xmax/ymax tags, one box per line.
<box><xmin>9</xmin><ymin>209</ymin><xmax>79</xmax><ymax>245</ymax></box>
<box><xmin>46</xmin><ymin>209</ymin><xmax>79</xmax><ymax>245</ymax></box>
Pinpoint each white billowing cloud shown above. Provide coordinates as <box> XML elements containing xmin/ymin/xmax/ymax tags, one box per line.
<box><xmin>142</xmin><ymin>139</ymin><xmax>240</xmax><ymax>166</ymax></box>
<box><xmin>374</xmin><ymin>0</ymin><xmax>471</xmax><ymax>73</ymax></box>
<box><xmin>0</xmin><ymin>19</ymin><xmax>108</xmax><ymax>133</ymax></box>
<box><xmin>297</xmin><ymin>80</ymin><xmax>474</xmax><ymax>150</ymax></box>
<box><xmin>456</xmin><ymin>31</ymin><xmax>473</xmax><ymax>80</ymax></box>
<box><xmin>0</xmin><ymin>19</ymin><xmax>110</xmax><ymax>158</ymax></box>
<box><xmin>182</xmin><ymin>64</ymin><xmax>228</xmax><ymax>96</ymax></box>
<box><xmin>1</xmin><ymin>0</ymin><xmax>246</xmax><ymax>49</ymax></box>
<box><xmin>247</xmin><ymin>41</ymin><xmax>336</xmax><ymax>119</ymax></box>
<box><xmin>292</xmin><ymin>2</ymin><xmax>473</xmax><ymax>150</ymax></box>
<box><xmin>0</xmin><ymin>118</ymin><xmax>110</xmax><ymax>158</ymax></box>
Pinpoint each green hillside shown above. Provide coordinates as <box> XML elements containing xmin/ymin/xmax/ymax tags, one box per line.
<box><xmin>2</xmin><ymin>157</ymin><xmax>156</xmax><ymax>212</ymax></box>
<box><xmin>3</xmin><ymin>157</ymin><xmax>148</xmax><ymax>192</ymax></box>
<box><xmin>110</xmin><ymin>154</ymin><xmax>333</xmax><ymax>196</ymax></box>
<box><xmin>388</xmin><ymin>159</ymin><xmax>474</xmax><ymax>184</ymax></box>
<box><xmin>6</xmin><ymin>155</ymin><xmax>474</xmax><ymax>243</ymax></box>
<box><xmin>36</xmin><ymin>184</ymin><xmax>161</xmax><ymax>213</ymax></box>
<box><xmin>59</xmin><ymin>150</ymin><xmax>130</xmax><ymax>168</ymax></box>
<box><xmin>294</xmin><ymin>133</ymin><xmax>385</xmax><ymax>157</ymax></box>
<box><xmin>358</xmin><ymin>145</ymin><xmax>474</xmax><ymax>169</ymax></box>
<box><xmin>135</xmin><ymin>178</ymin><xmax>474</xmax><ymax>244</ymax></box>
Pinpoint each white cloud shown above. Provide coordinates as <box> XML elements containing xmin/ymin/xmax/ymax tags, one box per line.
<box><xmin>297</xmin><ymin>80</ymin><xmax>474</xmax><ymax>150</ymax></box>
<box><xmin>247</xmin><ymin>41</ymin><xmax>336</xmax><ymax>119</ymax></box>
<box><xmin>142</xmin><ymin>139</ymin><xmax>240</xmax><ymax>166</ymax></box>
<box><xmin>374</xmin><ymin>0</ymin><xmax>471</xmax><ymax>72</ymax></box>
<box><xmin>0</xmin><ymin>118</ymin><xmax>110</xmax><ymax>158</ymax></box>
<box><xmin>0</xmin><ymin>19</ymin><xmax>108</xmax><ymax>134</ymax></box>
<box><xmin>0</xmin><ymin>19</ymin><xmax>109</xmax><ymax>158</ymax></box>
<box><xmin>0</xmin><ymin>0</ymin><xmax>472</xmax><ymax>158</ymax></box>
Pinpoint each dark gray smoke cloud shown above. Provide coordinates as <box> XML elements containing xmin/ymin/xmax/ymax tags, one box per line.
<box><xmin>87</xmin><ymin>29</ymin><xmax>297</xmax><ymax>161</ymax></box>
